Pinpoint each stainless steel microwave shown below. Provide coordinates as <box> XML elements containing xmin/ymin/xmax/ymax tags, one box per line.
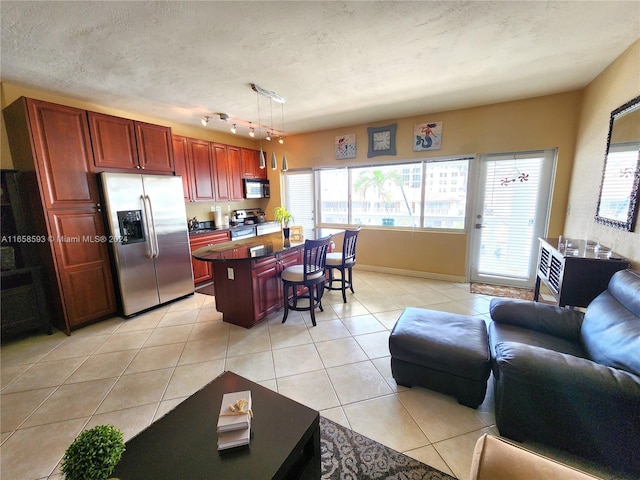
<box><xmin>243</xmin><ymin>179</ymin><xmax>270</xmax><ymax>199</ymax></box>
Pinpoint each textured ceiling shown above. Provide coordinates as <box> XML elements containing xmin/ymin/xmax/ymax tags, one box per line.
<box><xmin>1</xmin><ymin>1</ymin><xmax>639</xmax><ymax>137</ymax></box>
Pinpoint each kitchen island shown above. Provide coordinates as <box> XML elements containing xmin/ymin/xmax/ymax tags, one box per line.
<box><xmin>192</xmin><ymin>228</ymin><xmax>343</xmax><ymax>328</ymax></box>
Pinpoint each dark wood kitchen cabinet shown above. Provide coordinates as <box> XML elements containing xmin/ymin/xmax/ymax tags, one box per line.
<box><xmin>251</xmin><ymin>248</ymin><xmax>302</xmax><ymax>322</ymax></box>
<box><xmin>241</xmin><ymin>148</ymin><xmax>267</xmax><ymax>180</ymax></box>
<box><xmin>189</xmin><ymin>231</ymin><xmax>231</xmax><ymax>285</ymax></box>
<box><xmin>211</xmin><ymin>246</ymin><xmax>303</xmax><ymax>328</ymax></box>
<box><xmin>88</xmin><ymin>112</ymin><xmax>174</xmax><ymax>173</ymax></box>
<box><xmin>172</xmin><ymin>135</ymin><xmax>192</xmax><ymax>201</ymax></box>
<box><xmin>212</xmin><ymin>142</ymin><xmax>231</xmax><ymax>201</ymax></box>
<box><xmin>212</xmin><ymin>143</ymin><xmax>244</xmax><ymax>202</ymax></box>
<box><xmin>227</xmin><ymin>145</ymin><xmax>245</xmax><ymax>200</ymax></box>
<box><xmin>3</xmin><ymin>97</ymin><xmax>117</xmax><ymax>334</ymax></box>
<box><xmin>188</xmin><ymin>138</ymin><xmax>216</xmax><ymax>201</ymax></box>
<box><xmin>135</xmin><ymin>121</ymin><xmax>174</xmax><ymax>172</ymax></box>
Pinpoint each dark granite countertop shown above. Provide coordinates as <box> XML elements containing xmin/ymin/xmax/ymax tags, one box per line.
<box><xmin>192</xmin><ymin>228</ymin><xmax>344</xmax><ymax>262</ymax></box>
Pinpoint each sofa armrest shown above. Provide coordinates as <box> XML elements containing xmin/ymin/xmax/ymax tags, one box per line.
<box><xmin>489</xmin><ymin>298</ymin><xmax>584</xmax><ymax>341</ymax></box>
<box><xmin>470</xmin><ymin>434</ymin><xmax>603</xmax><ymax>480</ymax></box>
<box><xmin>494</xmin><ymin>341</ymin><xmax>640</xmax><ymax>397</ymax></box>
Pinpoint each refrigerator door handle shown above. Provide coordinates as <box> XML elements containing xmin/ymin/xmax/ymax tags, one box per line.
<box><xmin>144</xmin><ymin>194</ymin><xmax>160</xmax><ymax>258</ymax></box>
<box><xmin>140</xmin><ymin>194</ymin><xmax>156</xmax><ymax>259</ymax></box>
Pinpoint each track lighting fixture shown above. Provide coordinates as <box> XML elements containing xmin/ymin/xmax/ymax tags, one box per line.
<box><xmin>251</xmin><ymin>83</ymin><xmax>287</xmax><ymax>104</ymax></box>
<box><xmin>198</xmin><ymin>84</ymin><xmax>289</xmax><ymax>172</ymax></box>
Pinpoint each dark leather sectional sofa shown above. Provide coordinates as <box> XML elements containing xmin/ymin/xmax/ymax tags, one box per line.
<box><xmin>488</xmin><ymin>269</ymin><xmax>640</xmax><ymax>476</ymax></box>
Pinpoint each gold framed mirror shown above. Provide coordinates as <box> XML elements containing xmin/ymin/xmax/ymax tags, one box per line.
<box><xmin>595</xmin><ymin>95</ymin><xmax>640</xmax><ymax>231</ymax></box>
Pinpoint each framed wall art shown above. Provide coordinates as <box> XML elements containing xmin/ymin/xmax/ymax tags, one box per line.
<box><xmin>367</xmin><ymin>123</ymin><xmax>397</xmax><ymax>158</ymax></box>
<box><xmin>414</xmin><ymin>122</ymin><xmax>442</xmax><ymax>151</ymax></box>
<box><xmin>335</xmin><ymin>134</ymin><xmax>357</xmax><ymax>160</ymax></box>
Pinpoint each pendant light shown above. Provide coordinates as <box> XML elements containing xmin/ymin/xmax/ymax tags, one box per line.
<box><xmin>256</xmin><ymin>92</ymin><xmax>266</xmax><ymax>169</ymax></box>
<box><xmin>281</xmin><ymin>103</ymin><xmax>288</xmax><ymax>171</ymax></box>
<box><xmin>248</xmin><ymin>122</ymin><xmax>255</xmax><ymax>137</ymax></box>
<box><xmin>251</xmin><ymin>83</ymin><xmax>287</xmax><ymax>170</ymax></box>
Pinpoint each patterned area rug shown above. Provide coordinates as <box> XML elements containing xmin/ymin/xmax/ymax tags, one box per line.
<box><xmin>320</xmin><ymin>417</ymin><xmax>456</xmax><ymax>480</ymax></box>
<box><xmin>470</xmin><ymin>282</ymin><xmax>534</xmax><ymax>300</ymax></box>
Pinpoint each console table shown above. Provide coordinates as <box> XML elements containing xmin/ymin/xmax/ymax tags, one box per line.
<box><xmin>534</xmin><ymin>237</ymin><xmax>629</xmax><ymax>308</ymax></box>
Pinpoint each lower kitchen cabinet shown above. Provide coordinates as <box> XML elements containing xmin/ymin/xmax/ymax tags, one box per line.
<box><xmin>189</xmin><ymin>231</ymin><xmax>231</xmax><ymax>286</ymax></box>
<box><xmin>47</xmin><ymin>209</ymin><xmax>117</xmax><ymax>328</ymax></box>
<box><xmin>212</xmin><ymin>247</ymin><xmax>303</xmax><ymax>328</ymax></box>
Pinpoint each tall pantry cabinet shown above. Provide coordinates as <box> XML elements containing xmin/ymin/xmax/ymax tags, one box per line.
<box><xmin>3</xmin><ymin>98</ymin><xmax>116</xmax><ymax>334</ymax></box>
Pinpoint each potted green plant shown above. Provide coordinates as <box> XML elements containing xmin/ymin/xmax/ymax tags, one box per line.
<box><xmin>274</xmin><ymin>206</ymin><xmax>294</xmax><ymax>239</ymax></box>
<box><xmin>61</xmin><ymin>424</ymin><xmax>125</xmax><ymax>480</ymax></box>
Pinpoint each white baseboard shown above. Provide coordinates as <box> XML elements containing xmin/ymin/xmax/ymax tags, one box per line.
<box><xmin>354</xmin><ymin>264</ymin><xmax>466</xmax><ymax>284</ymax></box>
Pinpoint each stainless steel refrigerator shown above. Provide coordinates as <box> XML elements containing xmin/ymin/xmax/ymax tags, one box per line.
<box><xmin>100</xmin><ymin>172</ymin><xmax>194</xmax><ymax>316</ymax></box>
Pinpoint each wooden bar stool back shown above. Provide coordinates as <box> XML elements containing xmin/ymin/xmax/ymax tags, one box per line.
<box><xmin>325</xmin><ymin>226</ymin><xmax>361</xmax><ymax>303</ymax></box>
<box><xmin>281</xmin><ymin>235</ymin><xmax>332</xmax><ymax>326</ymax></box>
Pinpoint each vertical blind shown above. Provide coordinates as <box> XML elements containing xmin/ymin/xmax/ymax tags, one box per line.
<box><xmin>283</xmin><ymin>171</ymin><xmax>315</xmax><ymax>236</ymax></box>
<box><xmin>477</xmin><ymin>153</ymin><xmax>549</xmax><ymax>280</ymax></box>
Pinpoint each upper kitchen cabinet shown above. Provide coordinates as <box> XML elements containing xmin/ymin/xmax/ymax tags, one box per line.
<box><xmin>212</xmin><ymin>142</ymin><xmax>231</xmax><ymax>201</ymax></box>
<box><xmin>227</xmin><ymin>146</ymin><xmax>244</xmax><ymax>200</ymax></box>
<box><xmin>241</xmin><ymin>148</ymin><xmax>267</xmax><ymax>180</ymax></box>
<box><xmin>88</xmin><ymin>112</ymin><xmax>174</xmax><ymax>173</ymax></box>
<box><xmin>135</xmin><ymin>121</ymin><xmax>174</xmax><ymax>172</ymax></box>
<box><xmin>213</xmin><ymin>143</ymin><xmax>244</xmax><ymax>202</ymax></box>
<box><xmin>172</xmin><ymin>135</ymin><xmax>192</xmax><ymax>201</ymax></box>
<box><xmin>88</xmin><ymin>112</ymin><xmax>138</xmax><ymax>170</ymax></box>
<box><xmin>188</xmin><ymin>138</ymin><xmax>216</xmax><ymax>201</ymax></box>
<box><xmin>5</xmin><ymin>98</ymin><xmax>100</xmax><ymax>210</ymax></box>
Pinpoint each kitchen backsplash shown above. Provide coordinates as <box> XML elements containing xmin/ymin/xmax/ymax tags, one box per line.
<box><xmin>185</xmin><ymin>200</ymin><xmax>264</xmax><ymax>225</ymax></box>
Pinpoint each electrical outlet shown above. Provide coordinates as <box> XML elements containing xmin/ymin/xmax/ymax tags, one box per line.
<box><xmin>210</xmin><ymin>206</ymin><xmax>216</xmax><ymax>212</ymax></box>
<box><xmin>227</xmin><ymin>268</ymin><xmax>234</xmax><ymax>280</ymax></box>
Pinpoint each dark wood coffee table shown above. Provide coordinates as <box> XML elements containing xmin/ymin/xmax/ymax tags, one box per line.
<box><xmin>111</xmin><ymin>371</ymin><xmax>320</xmax><ymax>479</ymax></box>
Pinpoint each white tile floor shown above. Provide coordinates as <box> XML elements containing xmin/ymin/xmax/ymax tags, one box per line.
<box><xmin>0</xmin><ymin>271</ymin><xmax>624</xmax><ymax>479</ymax></box>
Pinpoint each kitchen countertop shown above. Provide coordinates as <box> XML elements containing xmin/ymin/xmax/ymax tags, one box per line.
<box><xmin>192</xmin><ymin>228</ymin><xmax>344</xmax><ymax>261</ymax></box>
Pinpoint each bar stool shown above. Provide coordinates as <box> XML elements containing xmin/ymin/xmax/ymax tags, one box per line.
<box><xmin>281</xmin><ymin>235</ymin><xmax>332</xmax><ymax>326</ymax></box>
<box><xmin>324</xmin><ymin>226</ymin><xmax>361</xmax><ymax>303</ymax></box>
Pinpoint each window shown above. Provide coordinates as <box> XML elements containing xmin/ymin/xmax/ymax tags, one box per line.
<box><xmin>423</xmin><ymin>159</ymin><xmax>469</xmax><ymax>229</ymax></box>
<box><xmin>315</xmin><ymin>157</ymin><xmax>471</xmax><ymax>230</ymax></box>
<box><xmin>283</xmin><ymin>170</ymin><xmax>315</xmax><ymax>236</ymax></box>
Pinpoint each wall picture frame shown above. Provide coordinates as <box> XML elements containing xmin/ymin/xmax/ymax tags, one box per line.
<box><xmin>367</xmin><ymin>123</ymin><xmax>397</xmax><ymax>158</ymax></box>
<box><xmin>414</xmin><ymin>122</ymin><xmax>442</xmax><ymax>151</ymax></box>
<box><xmin>335</xmin><ymin>134</ymin><xmax>357</xmax><ymax>159</ymax></box>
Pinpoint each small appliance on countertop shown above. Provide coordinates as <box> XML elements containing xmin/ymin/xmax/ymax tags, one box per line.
<box><xmin>188</xmin><ymin>220</ymin><xmax>219</xmax><ymax>234</ymax></box>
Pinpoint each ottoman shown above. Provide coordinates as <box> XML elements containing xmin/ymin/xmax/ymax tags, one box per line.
<box><xmin>389</xmin><ymin>307</ymin><xmax>491</xmax><ymax>408</ymax></box>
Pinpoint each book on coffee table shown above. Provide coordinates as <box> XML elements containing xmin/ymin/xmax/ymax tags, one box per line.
<box><xmin>217</xmin><ymin>425</ymin><xmax>250</xmax><ymax>450</ymax></box>
<box><xmin>217</xmin><ymin>390</ymin><xmax>252</xmax><ymax>433</ymax></box>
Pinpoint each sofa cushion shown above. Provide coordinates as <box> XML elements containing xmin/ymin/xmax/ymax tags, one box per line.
<box><xmin>489</xmin><ymin>322</ymin><xmax>587</xmax><ymax>360</ymax></box>
<box><xmin>581</xmin><ymin>290</ymin><xmax>640</xmax><ymax>376</ymax></box>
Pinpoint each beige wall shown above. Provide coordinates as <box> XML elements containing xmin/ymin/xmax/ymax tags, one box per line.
<box><xmin>267</xmin><ymin>92</ymin><xmax>582</xmax><ymax>280</ymax></box>
<box><xmin>564</xmin><ymin>39</ymin><xmax>640</xmax><ymax>269</ymax></box>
